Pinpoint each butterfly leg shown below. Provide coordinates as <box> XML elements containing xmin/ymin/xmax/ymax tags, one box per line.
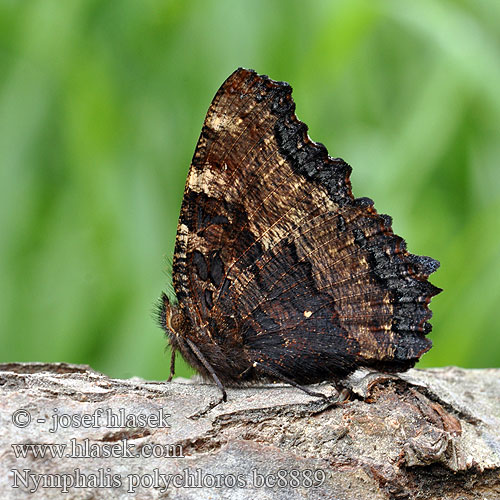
<box><xmin>166</xmin><ymin>350</ymin><xmax>176</xmax><ymax>383</ymax></box>
<box><xmin>331</xmin><ymin>380</ymin><xmax>352</xmax><ymax>402</ymax></box>
<box><xmin>184</xmin><ymin>337</ymin><xmax>227</xmax><ymax>402</ymax></box>
<box><xmin>253</xmin><ymin>361</ymin><xmax>328</xmax><ymax>399</ymax></box>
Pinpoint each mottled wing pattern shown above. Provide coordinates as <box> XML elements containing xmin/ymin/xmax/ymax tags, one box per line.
<box><xmin>172</xmin><ymin>68</ymin><xmax>441</xmax><ymax>384</ymax></box>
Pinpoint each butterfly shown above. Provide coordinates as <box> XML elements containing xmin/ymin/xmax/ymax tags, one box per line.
<box><xmin>158</xmin><ymin>68</ymin><xmax>441</xmax><ymax>403</ymax></box>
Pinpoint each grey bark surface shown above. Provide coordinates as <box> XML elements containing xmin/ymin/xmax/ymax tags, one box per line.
<box><xmin>0</xmin><ymin>362</ymin><xmax>499</xmax><ymax>500</ymax></box>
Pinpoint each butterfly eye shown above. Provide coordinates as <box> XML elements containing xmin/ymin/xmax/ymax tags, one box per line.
<box><xmin>169</xmin><ymin>311</ymin><xmax>186</xmax><ymax>334</ymax></box>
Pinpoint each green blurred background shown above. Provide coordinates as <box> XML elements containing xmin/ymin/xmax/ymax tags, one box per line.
<box><xmin>1</xmin><ymin>0</ymin><xmax>499</xmax><ymax>380</ymax></box>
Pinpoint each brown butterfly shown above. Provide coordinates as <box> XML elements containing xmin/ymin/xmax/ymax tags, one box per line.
<box><xmin>158</xmin><ymin>68</ymin><xmax>441</xmax><ymax>403</ymax></box>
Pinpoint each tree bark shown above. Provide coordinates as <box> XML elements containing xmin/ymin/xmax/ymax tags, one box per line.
<box><xmin>0</xmin><ymin>362</ymin><xmax>499</xmax><ymax>499</ymax></box>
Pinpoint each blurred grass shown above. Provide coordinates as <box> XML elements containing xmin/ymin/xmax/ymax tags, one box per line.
<box><xmin>0</xmin><ymin>0</ymin><xmax>499</xmax><ymax>380</ymax></box>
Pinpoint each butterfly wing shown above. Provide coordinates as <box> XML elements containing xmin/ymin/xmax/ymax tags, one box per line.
<box><xmin>172</xmin><ymin>68</ymin><xmax>441</xmax><ymax>384</ymax></box>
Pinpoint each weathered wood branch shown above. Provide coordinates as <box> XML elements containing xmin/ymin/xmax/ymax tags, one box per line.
<box><xmin>0</xmin><ymin>363</ymin><xmax>499</xmax><ymax>499</ymax></box>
